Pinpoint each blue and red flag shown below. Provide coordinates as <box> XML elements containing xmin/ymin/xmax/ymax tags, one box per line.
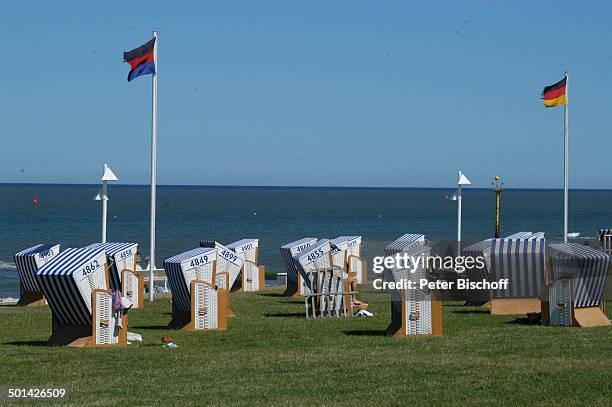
<box><xmin>123</xmin><ymin>38</ymin><xmax>156</xmax><ymax>82</ymax></box>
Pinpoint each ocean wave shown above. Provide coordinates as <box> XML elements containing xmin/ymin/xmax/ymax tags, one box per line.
<box><xmin>0</xmin><ymin>261</ymin><xmax>16</xmax><ymax>270</ymax></box>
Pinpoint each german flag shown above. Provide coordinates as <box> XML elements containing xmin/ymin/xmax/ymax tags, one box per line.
<box><xmin>542</xmin><ymin>77</ymin><xmax>567</xmax><ymax>107</ymax></box>
<box><xmin>124</xmin><ymin>38</ymin><xmax>156</xmax><ymax>82</ymax></box>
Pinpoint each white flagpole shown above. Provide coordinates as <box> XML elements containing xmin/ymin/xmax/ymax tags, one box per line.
<box><xmin>149</xmin><ymin>31</ymin><xmax>158</xmax><ymax>301</ymax></box>
<box><xmin>102</xmin><ymin>177</ymin><xmax>108</xmax><ymax>243</ymax></box>
<box><xmin>457</xmin><ymin>179</ymin><xmax>462</xmax><ymax>254</ymax></box>
<box><xmin>563</xmin><ymin>71</ymin><xmax>569</xmax><ymax>243</ymax></box>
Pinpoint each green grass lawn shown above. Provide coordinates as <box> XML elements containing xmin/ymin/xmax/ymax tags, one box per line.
<box><xmin>0</xmin><ymin>289</ymin><xmax>611</xmax><ymax>406</ymax></box>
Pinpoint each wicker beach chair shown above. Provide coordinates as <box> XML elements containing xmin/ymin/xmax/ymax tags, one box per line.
<box><xmin>331</xmin><ymin>236</ymin><xmax>367</xmax><ymax>285</ymax></box>
<box><xmin>199</xmin><ymin>241</ymin><xmax>244</xmax><ymax>291</ymax></box>
<box><xmin>543</xmin><ymin>243</ymin><xmax>610</xmax><ymax>327</ymax></box>
<box><xmin>164</xmin><ymin>247</ymin><xmax>228</xmax><ymax>331</ymax></box>
<box><xmin>488</xmin><ymin>234</ymin><xmax>546</xmax><ymax>315</ymax></box>
<box><xmin>294</xmin><ymin>239</ymin><xmax>355</xmax><ymax>318</ymax></box>
<box><xmin>35</xmin><ymin>246</ymin><xmax>128</xmax><ymax>347</ymax></box>
<box><xmin>88</xmin><ymin>242</ymin><xmax>144</xmax><ymax>309</ymax></box>
<box><xmin>13</xmin><ymin>243</ymin><xmax>60</xmax><ymax>306</ymax></box>
<box><xmin>280</xmin><ymin>237</ymin><xmax>318</xmax><ymax>297</ymax></box>
<box><xmin>384</xmin><ymin>234</ymin><xmax>442</xmax><ymax>337</ymax></box>
<box><xmin>199</xmin><ymin>241</ymin><xmax>244</xmax><ymax>316</ymax></box>
<box><xmin>227</xmin><ymin>239</ymin><xmax>266</xmax><ymax>292</ymax></box>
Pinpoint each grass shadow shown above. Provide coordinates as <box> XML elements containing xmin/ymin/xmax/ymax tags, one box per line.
<box><xmin>257</xmin><ymin>293</ymin><xmax>285</xmax><ymax>298</ymax></box>
<box><xmin>506</xmin><ymin>317</ymin><xmax>542</xmax><ymax>326</ymax></box>
<box><xmin>343</xmin><ymin>330</ymin><xmax>387</xmax><ymax>337</ymax></box>
<box><xmin>5</xmin><ymin>340</ymin><xmax>48</xmax><ymax>347</ymax></box>
<box><xmin>131</xmin><ymin>325</ymin><xmax>171</xmax><ymax>330</ymax></box>
<box><xmin>264</xmin><ymin>312</ymin><xmax>305</xmax><ymax>318</ymax></box>
<box><xmin>452</xmin><ymin>309</ymin><xmax>489</xmax><ymax>315</ymax></box>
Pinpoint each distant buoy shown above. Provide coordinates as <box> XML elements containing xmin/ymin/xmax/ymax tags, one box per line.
<box><xmin>33</xmin><ymin>195</ymin><xmax>38</xmax><ymax>205</ymax></box>
<box><xmin>252</xmin><ymin>212</ymin><xmax>257</xmax><ymax>216</ymax></box>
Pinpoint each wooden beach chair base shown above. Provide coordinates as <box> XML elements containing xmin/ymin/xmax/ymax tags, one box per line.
<box><xmin>490</xmin><ymin>299</ymin><xmax>541</xmax><ymax>315</ymax></box>
<box><xmin>541</xmin><ymin>301</ymin><xmax>610</xmax><ymax>327</ymax></box>
<box><xmin>573</xmin><ymin>307</ymin><xmax>610</xmax><ymax>327</ymax></box>
<box><xmin>48</xmin><ymin>316</ymin><xmax>128</xmax><ymax>348</ymax></box>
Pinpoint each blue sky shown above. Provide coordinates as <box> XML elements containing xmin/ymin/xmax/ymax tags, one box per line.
<box><xmin>1</xmin><ymin>1</ymin><xmax>611</xmax><ymax>188</ymax></box>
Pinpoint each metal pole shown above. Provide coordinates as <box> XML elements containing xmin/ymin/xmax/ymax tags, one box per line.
<box><xmin>495</xmin><ymin>190</ymin><xmax>501</xmax><ymax>238</ymax></box>
<box><xmin>149</xmin><ymin>31</ymin><xmax>158</xmax><ymax>301</ymax></box>
<box><xmin>102</xmin><ymin>178</ymin><xmax>108</xmax><ymax>243</ymax></box>
<box><xmin>457</xmin><ymin>171</ymin><xmax>462</xmax><ymax>254</ymax></box>
<box><xmin>563</xmin><ymin>71</ymin><xmax>569</xmax><ymax>243</ymax></box>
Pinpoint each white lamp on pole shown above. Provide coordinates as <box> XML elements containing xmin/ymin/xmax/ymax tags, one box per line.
<box><xmin>457</xmin><ymin>170</ymin><xmax>471</xmax><ymax>255</ymax></box>
<box><xmin>99</xmin><ymin>163</ymin><xmax>118</xmax><ymax>243</ymax></box>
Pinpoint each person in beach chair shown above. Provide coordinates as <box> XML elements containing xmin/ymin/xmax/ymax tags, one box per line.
<box><xmin>164</xmin><ymin>247</ymin><xmax>229</xmax><ymax>331</ymax></box>
<box><xmin>36</xmin><ymin>246</ymin><xmax>130</xmax><ymax>347</ymax></box>
<box><xmin>13</xmin><ymin>243</ymin><xmax>60</xmax><ymax>306</ymax></box>
<box><xmin>384</xmin><ymin>234</ymin><xmax>442</xmax><ymax>337</ymax></box>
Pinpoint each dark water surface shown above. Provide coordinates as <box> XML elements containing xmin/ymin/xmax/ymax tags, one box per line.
<box><xmin>2</xmin><ymin>184</ymin><xmax>610</xmax><ymax>296</ymax></box>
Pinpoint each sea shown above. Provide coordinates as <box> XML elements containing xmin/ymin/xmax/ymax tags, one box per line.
<box><xmin>1</xmin><ymin>184</ymin><xmax>611</xmax><ymax>297</ymax></box>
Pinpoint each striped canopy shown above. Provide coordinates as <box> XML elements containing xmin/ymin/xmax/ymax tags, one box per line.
<box><xmin>548</xmin><ymin>243</ymin><xmax>610</xmax><ymax>308</ymax></box>
<box><xmin>227</xmin><ymin>238</ymin><xmax>258</xmax><ymax>252</ymax></box>
<box><xmin>227</xmin><ymin>239</ymin><xmax>259</xmax><ymax>264</ymax></box>
<box><xmin>463</xmin><ymin>232</ymin><xmax>544</xmax><ymax>261</ymax></box>
<box><xmin>384</xmin><ymin>234</ymin><xmax>426</xmax><ymax>256</ymax></box>
<box><xmin>164</xmin><ymin>247</ymin><xmax>217</xmax><ymax>313</ymax></box>
<box><xmin>14</xmin><ymin>243</ymin><xmax>60</xmax><ymax>293</ymax></box>
<box><xmin>36</xmin><ymin>246</ymin><xmax>108</xmax><ymax>325</ymax></box>
<box><xmin>489</xmin><ymin>237</ymin><xmax>546</xmax><ymax>299</ymax></box>
<box><xmin>199</xmin><ymin>240</ymin><xmax>217</xmax><ymax>248</ymax></box>
<box><xmin>597</xmin><ymin>229</ymin><xmax>612</xmax><ymax>241</ymax></box>
<box><xmin>331</xmin><ymin>236</ymin><xmax>361</xmax><ymax>253</ymax></box>
<box><xmin>88</xmin><ymin>242</ymin><xmax>138</xmax><ymax>291</ymax></box>
<box><xmin>280</xmin><ymin>237</ymin><xmax>318</xmax><ymax>285</ymax></box>
<box><xmin>461</xmin><ymin>232</ymin><xmax>544</xmax><ymax>256</ymax></box>
<box><xmin>199</xmin><ymin>241</ymin><xmax>244</xmax><ymax>288</ymax></box>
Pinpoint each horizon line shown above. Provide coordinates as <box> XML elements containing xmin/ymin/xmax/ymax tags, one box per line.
<box><xmin>0</xmin><ymin>182</ymin><xmax>611</xmax><ymax>191</ymax></box>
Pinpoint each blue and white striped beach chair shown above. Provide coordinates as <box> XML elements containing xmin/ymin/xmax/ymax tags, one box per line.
<box><xmin>546</xmin><ymin>243</ymin><xmax>610</xmax><ymax>327</ymax></box>
<box><xmin>384</xmin><ymin>234</ymin><xmax>442</xmax><ymax>336</ymax></box>
<box><xmin>88</xmin><ymin>242</ymin><xmax>143</xmax><ymax>308</ymax></box>
<box><xmin>164</xmin><ymin>248</ymin><xmax>228</xmax><ymax>331</ymax></box>
<box><xmin>227</xmin><ymin>239</ymin><xmax>266</xmax><ymax>292</ymax></box>
<box><xmin>13</xmin><ymin>243</ymin><xmax>60</xmax><ymax>306</ymax></box>
<box><xmin>36</xmin><ymin>246</ymin><xmax>128</xmax><ymax>347</ymax></box>
<box><xmin>462</xmin><ymin>232</ymin><xmax>544</xmax><ymax>307</ymax></box>
<box><xmin>488</xmin><ymin>234</ymin><xmax>546</xmax><ymax>314</ymax></box>
<box><xmin>280</xmin><ymin>237</ymin><xmax>317</xmax><ymax>297</ymax></box>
